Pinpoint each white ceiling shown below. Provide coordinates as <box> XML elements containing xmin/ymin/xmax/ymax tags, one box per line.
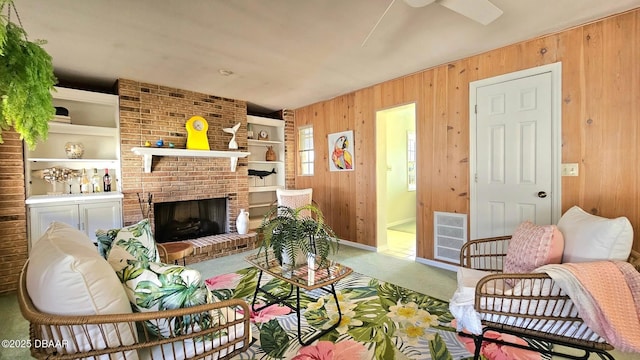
<box><xmin>15</xmin><ymin>0</ymin><xmax>640</xmax><ymax>113</ymax></box>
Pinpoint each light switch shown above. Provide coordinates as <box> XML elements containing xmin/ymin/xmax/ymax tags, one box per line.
<box><xmin>561</xmin><ymin>163</ymin><xmax>579</xmax><ymax>176</ymax></box>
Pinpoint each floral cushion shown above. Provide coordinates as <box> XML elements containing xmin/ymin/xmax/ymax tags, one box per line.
<box><xmin>504</xmin><ymin>221</ymin><xmax>564</xmax><ymax>275</ymax></box>
<box><xmin>114</xmin><ymin>259</ymin><xmax>221</xmax><ymax>338</ymax></box>
<box><xmin>96</xmin><ymin>218</ymin><xmax>160</xmax><ymax>264</ymax></box>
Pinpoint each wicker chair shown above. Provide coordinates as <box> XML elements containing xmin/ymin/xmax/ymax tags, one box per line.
<box><xmin>459</xmin><ymin>236</ymin><xmax>640</xmax><ymax>360</ymax></box>
<box><xmin>18</xmin><ymin>261</ymin><xmax>251</xmax><ymax>360</ymax></box>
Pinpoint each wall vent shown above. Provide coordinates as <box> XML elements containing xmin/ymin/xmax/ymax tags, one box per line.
<box><xmin>434</xmin><ymin>212</ymin><xmax>467</xmax><ymax>263</ymax></box>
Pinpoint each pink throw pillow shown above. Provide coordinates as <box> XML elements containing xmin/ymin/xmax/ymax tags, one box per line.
<box><xmin>503</xmin><ymin>221</ymin><xmax>564</xmax><ymax>274</ymax></box>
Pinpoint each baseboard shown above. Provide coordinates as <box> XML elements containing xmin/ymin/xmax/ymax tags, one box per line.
<box><xmin>415</xmin><ymin>257</ymin><xmax>459</xmax><ymax>272</ymax></box>
<box><xmin>339</xmin><ymin>239</ymin><xmax>377</xmax><ymax>252</ymax></box>
<box><xmin>386</xmin><ymin>217</ymin><xmax>416</xmax><ymax>228</ymax></box>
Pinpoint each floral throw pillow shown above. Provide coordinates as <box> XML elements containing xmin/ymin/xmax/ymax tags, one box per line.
<box><xmin>503</xmin><ymin>221</ymin><xmax>564</xmax><ymax>275</ymax></box>
<box><xmin>115</xmin><ymin>260</ymin><xmax>223</xmax><ymax>338</ymax></box>
<box><xmin>96</xmin><ymin>218</ymin><xmax>160</xmax><ymax>264</ymax></box>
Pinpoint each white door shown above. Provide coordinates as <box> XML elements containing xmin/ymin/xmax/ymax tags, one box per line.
<box><xmin>81</xmin><ymin>201</ymin><xmax>123</xmax><ymax>241</ymax></box>
<box><xmin>29</xmin><ymin>204</ymin><xmax>79</xmax><ymax>248</ymax></box>
<box><xmin>472</xmin><ymin>68</ymin><xmax>559</xmax><ymax>238</ymax></box>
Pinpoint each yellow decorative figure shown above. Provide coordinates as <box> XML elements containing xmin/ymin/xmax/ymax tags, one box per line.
<box><xmin>185</xmin><ymin>116</ymin><xmax>210</xmax><ymax>150</ymax></box>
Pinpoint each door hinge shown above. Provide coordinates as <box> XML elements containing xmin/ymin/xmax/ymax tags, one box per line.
<box><xmin>474</xmin><ymin>173</ymin><xmax>478</xmax><ymax>183</ymax></box>
<box><xmin>474</xmin><ymin>104</ymin><xmax>477</xmax><ymax>114</ymax></box>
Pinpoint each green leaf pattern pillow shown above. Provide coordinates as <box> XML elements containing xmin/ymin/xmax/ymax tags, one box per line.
<box><xmin>116</xmin><ymin>260</ymin><xmax>220</xmax><ymax>338</ymax></box>
<box><xmin>96</xmin><ymin>219</ymin><xmax>160</xmax><ymax>264</ymax></box>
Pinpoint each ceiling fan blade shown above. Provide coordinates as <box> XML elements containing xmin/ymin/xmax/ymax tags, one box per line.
<box><xmin>438</xmin><ymin>0</ymin><xmax>503</xmax><ymax>25</ymax></box>
<box><xmin>361</xmin><ymin>0</ymin><xmax>397</xmax><ymax>47</ymax></box>
<box><xmin>403</xmin><ymin>0</ymin><xmax>436</xmax><ymax>8</ymax></box>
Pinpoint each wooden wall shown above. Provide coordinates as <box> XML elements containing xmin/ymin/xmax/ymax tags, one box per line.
<box><xmin>294</xmin><ymin>9</ymin><xmax>640</xmax><ymax>261</ymax></box>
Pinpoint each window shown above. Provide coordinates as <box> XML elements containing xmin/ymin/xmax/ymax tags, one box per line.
<box><xmin>298</xmin><ymin>126</ymin><xmax>314</xmax><ymax>176</ymax></box>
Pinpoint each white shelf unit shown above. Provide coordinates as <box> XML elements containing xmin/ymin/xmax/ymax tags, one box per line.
<box><xmin>24</xmin><ymin>87</ymin><xmax>122</xmax><ymax>198</ymax></box>
<box><xmin>247</xmin><ymin>115</ymin><xmax>285</xmax><ymax>229</ymax></box>
<box><xmin>24</xmin><ymin>87</ymin><xmax>123</xmax><ymax>247</ymax></box>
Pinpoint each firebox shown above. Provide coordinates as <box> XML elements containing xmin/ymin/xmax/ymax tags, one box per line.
<box><xmin>154</xmin><ymin>197</ymin><xmax>227</xmax><ymax>243</ymax></box>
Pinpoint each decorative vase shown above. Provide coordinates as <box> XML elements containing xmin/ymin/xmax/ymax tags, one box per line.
<box><xmin>265</xmin><ymin>146</ymin><xmax>276</xmax><ymax>161</ymax></box>
<box><xmin>236</xmin><ymin>209</ymin><xmax>250</xmax><ymax>235</ymax></box>
<box><xmin>64</xmin><ymin>142</ymin><xmax>85</xmax><ymax>159</ymax></box>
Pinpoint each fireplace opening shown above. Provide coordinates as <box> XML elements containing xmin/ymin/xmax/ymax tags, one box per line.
<box><xmin>154</xmin><ymin>197</ymin><xmax>227</xmax><ymax>243</ymax></box>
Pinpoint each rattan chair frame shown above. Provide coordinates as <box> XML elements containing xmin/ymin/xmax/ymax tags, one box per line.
<box><xmin>459</xmin><ymin>237</ymin><xmax>640</xmax><ymax>360</ymax></box>
<box><xmin>18</xmin><ymin>261</ymin><xmax>251</xmax><ymax>360</ymax></box>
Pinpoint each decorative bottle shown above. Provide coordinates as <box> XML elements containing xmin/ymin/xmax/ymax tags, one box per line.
<box><xmin>91</xmin><ymin>168</ymin><xmax>102</xmax><ymax>193</ymax></box>
<box><xmin>236</xmin><ymin>209</ymin><xmax>250</xmax><ymax>235</ymax></box>
<box><xmin>103</xmin><ymin>168</ymin><xmax>112</xmax><ymax>192</ymax></box>
<box><xmin>80</xmin><ymin>169</ymin><xmax>90</xmax><ymax>194</ymax></box>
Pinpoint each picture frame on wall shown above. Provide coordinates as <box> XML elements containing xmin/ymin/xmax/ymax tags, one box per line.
<box><xmin>328</xmin><ymin>130</ymin><xmax>355</xmax><ymax>172</ymax></box>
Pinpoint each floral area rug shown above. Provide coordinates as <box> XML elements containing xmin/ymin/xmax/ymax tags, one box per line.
<box><xmin>206</xmin><ymin>267</ymin><xmax>550</xmax><ymax>360</ymax></box>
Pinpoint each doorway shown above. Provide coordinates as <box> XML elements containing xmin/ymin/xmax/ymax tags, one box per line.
<box><xmin>375</xmin><ymin>103</ymin><xmax>417</xmax><ymax>259</ymax></box>
<box><xmin>470</xmin><ymin>62</ymin><xmax>562</xmax><ymax>239</ymax></box>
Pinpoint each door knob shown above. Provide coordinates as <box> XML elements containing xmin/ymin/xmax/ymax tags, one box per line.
<box><xmin>537</xmin><ymin>191</ymin><xmax>547</xmax><ymax>198</ymax></box>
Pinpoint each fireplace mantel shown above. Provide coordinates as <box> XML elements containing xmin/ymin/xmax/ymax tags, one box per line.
<box><xmin>131</xmin><ymin>147</ymin><xmax>250</xmax><ymax>173</ymax></box>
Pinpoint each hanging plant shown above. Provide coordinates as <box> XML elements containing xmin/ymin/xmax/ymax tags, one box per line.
<box><xmin>0</xmin><ymin>0</ymin><xmax>56</xmax><ymax>149</ymax></box>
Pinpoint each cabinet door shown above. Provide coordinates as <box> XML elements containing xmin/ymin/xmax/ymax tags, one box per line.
<box><xmin>29</xmin><ymin>204</ymin><xmax>79</xmax><ymax>247</ymax></box>
<box><xmin>80</xmin><ymin>201</ymin><xmax>122</xmax><ymax>241</ymax></box>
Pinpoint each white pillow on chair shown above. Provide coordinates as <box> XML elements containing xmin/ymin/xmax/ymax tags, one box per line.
<box><xmin>276</xmin><ymin>188</ymin><xmax>313</xmax><ymax>216</ymax></box>
<box><xmin>27</xmin><ymin>222</ymin><xmax>137</xmax><ymax>359</ymax></box>
<box><xmin>557</xmin><ymin>206</ymin><xmax>633</xmax><ymax>263</ymax></box>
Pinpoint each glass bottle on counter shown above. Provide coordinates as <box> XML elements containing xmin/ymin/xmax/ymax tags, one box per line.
<box><xmin>80</xmin><ymin>169</ymin><xmax>90</xmax><ymax>194</ymax></box>
<box><xmin>91</xmin><ymin>168</ymin><xmax>102</xmax><ymax>193</ymax></box>
<box><xmin>103</xmin><ymin>168</ymin><xmax>112</xmax><ymax>192</ymax></box>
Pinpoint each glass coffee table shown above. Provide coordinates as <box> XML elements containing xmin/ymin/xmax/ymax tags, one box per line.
<box><xmin>245</xmin><ymin>250</ymin><xmax>352</xmax><ymax>345</ymax></box>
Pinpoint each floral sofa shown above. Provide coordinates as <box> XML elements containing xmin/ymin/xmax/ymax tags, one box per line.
<box><xmin>18</xmin><ymin>220</ymin><xmax>250</xmax><ymax>359</ymax></box>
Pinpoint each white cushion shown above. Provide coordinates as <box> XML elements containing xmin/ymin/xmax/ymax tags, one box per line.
<box><xmin>557</xmin><ymin>206</ymin><xmax>633</xmax><ymax>263</ymax></box>
<box><xmin>27</xmin><ymin>221</ymin><xmax>137</xmax><ymax>359</ymax></box>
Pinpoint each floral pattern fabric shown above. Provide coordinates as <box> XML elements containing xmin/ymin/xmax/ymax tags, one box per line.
<box><xmin>207</xmin><ymin>267</ymin><xmax>549</xmax><ymax>360</ymax></box>
<box><xmin>115</xmin><ymin>259</ymin><xmax>217</xmax><ymax>338</ymax></box>
<box><xmin>96</xmin><ymin>218</ymin><xmax>160</xmax><ymax>264</ymax></box>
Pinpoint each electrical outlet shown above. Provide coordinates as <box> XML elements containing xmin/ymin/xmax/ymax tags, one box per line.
<box><xmin>561</xmin><ymin>163</ymin><xmax>579</xmax><ymax>176</ymax></box>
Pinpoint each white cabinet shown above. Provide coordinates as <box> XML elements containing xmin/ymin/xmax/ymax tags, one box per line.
<box><xmin>24</xmin><ymin>86</ymin><xmax>123</xmax><ymax>249</ymax></box>
<box><xmin>24</xmin><ymin>86</ymin><xmax>121</xmax><ymax>197</ymax></box>
<box><xmin>247</xmin><ymin>115</ymin><xmax>285</xmax><ymax>229</ymax></box>
<box><xmin>28</xmin><ymin>197</ymin><xmax>123</xmax><ymax>248</ymax></box>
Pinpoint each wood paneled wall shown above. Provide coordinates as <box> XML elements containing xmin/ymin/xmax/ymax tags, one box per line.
<box><xmin>294</xmin><ymin>9</ymin><xmax>640</xmax><ymax>261</ymax></box>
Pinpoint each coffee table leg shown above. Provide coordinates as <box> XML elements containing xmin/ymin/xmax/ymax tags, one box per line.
<box><xmin>251</xmin><ymin>270</ymin><xmax>265</xmax><ymax>311</ymax></box>
<box><xmin>251</xmin><ymin>271</ymin><xmax>295</xmax><ymax>312</ymax></box>
<box><xmin>297</xmin><ymin>283</ymin><xmax>342</xmax><ymax>346</ymax></box>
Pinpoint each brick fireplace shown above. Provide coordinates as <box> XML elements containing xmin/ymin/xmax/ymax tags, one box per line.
<box><xmin>117</xmin><ymin>79</ymin><xmax>253</xmax><ymax>254</ymax></box>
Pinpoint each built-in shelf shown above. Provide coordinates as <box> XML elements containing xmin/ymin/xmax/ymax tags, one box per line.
<box><xmin>26</xmin><ymin>192</ymin><xmax>124</xmax><ymax>205</ymax></box>
<box><xmin>248</xmin><ymin>139</ymin><xmax>283</xmax><ymax>146</ymax></box>
<box><xmin>27</xmin><ymin>158</ymin><xmax>119</xmax><ymax>164</ymax></box>
<box><xmin>131</xmin><ymin>147</ymin><xmax>250</xmax><ymax>173</ymax></box>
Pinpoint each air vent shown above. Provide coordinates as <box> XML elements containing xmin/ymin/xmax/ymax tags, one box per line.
<box><xmin>434</xmin><ymin>212</ymin><xmax>467</xmax><ymax>263</ymax></box>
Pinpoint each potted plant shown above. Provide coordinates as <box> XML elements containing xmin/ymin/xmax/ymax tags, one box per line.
<box><xmin>257</xmin><ymin>204</ymin><xmax>339</xmax><ymax>268</ymax></box>
<box><xmin>0</xmin><ymin>0</ymin><xmax>57</xmax><ymax>149</ymax></box>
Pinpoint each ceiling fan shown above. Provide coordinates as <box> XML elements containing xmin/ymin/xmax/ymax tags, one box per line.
<box><xmin>362</xmin><ymin>0</ymin><xmax>503</xmax><ymax>46</ymax></box>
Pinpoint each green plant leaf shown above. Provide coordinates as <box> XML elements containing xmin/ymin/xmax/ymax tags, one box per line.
<box><xmin>259</xmin><ymin>319</ymin><xmax>291</xmax><ymax>358</ymax></box>
<box><xmin>0</xmin><ymin>20</ymin><xmax>56</xmax><ymax>148</ymax></box>
<box><xmin>429</xmin><ymin>332</ymin><xmax>454</xmax><ymax>360</ymax></box>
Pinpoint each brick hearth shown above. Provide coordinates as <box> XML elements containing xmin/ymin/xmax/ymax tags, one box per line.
<box><xmin>182</xmin><ymin>232</ymin><xmax>260</xmax><ymax>264</ymax></box>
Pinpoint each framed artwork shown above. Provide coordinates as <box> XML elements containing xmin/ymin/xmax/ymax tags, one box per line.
<box><xmin>328</xmin><ymin>130</ymin><xmax>355</xmax><ymax>171</ymax></box>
